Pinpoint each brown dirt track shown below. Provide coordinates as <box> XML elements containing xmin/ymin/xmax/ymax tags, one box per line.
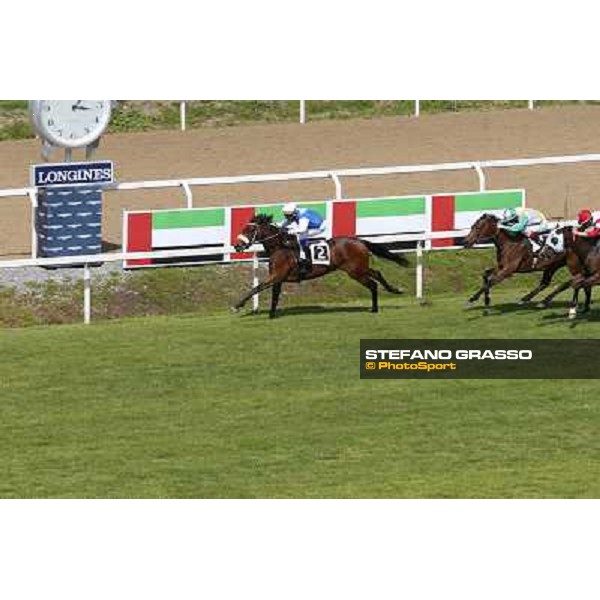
<box><xmin>2</xmin><ymin>105</ymin><xmax>600</xmax><ymax>258</ymax></box>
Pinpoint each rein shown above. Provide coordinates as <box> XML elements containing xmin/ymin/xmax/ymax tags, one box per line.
<box><xmin>242</xmin><ymin>223</ymin><xmax>285</xmax><ymax>248</ymax></box>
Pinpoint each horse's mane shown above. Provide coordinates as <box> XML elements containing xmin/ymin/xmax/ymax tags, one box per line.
<box><xmin>252</xmin><ymin>213</ymin><xmax>274</xmax><ymax>225</ymax></box>
<box><xmin>482</xmin><ymin>213</ymin><xmax>500</xmax><ymax>222</ymax></box>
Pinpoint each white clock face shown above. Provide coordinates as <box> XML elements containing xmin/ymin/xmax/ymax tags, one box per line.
<box><xmin>32</xmin><ymin>100</ymin><xmax>112</xmax><ymax>149</ymax></box>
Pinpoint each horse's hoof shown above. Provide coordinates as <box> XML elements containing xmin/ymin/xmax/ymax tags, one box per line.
<box><xmin>517</xmin><ymin>299</ymin><xmax>530</xmax><ymax>306</ymax></box>
<box><xmin>230</xmin><ymin>306</ymin><xmax>240</xmax><ymax>314</ymax></box>
<box><xmin>568</xmin><ymin>307</ymin><xmax>577</xmax><ymax>320</ymax></box>
<box><xmin>464</xmin><ymin>300</ymin><xmax>476</xmax><ymax>310</ymax></box>
<box><xmin>537</xmin><ymin>302</ymin><xmax>549</xmax><ymax>310</ymax></box>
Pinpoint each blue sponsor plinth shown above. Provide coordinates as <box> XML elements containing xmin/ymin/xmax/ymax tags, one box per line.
<box><xmin>32</xmin><ymin>160</ymin><xmax>113</xmax><ymax>263</ymax></box>
<box><xmin>36</xmin><ymin>185</ymin><xmax>103</xmax><ymax>258</ymax></box>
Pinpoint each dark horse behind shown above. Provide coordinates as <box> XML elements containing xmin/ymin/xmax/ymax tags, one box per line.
<box><xmin>232</xmin><ymin>214</ymin><xmax>409</xmax><ymax>318</ymax></box>
<box><xmin>536</xmin><ymin>225</ymin><xmax>597</xmax><ymax>318</ymax></box>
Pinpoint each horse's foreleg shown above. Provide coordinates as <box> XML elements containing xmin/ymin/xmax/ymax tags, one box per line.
<box><xmin>467</xmin><ymin>268</ymin><xmax>494</xmax><ymax>305</ymax></box>
<box><xmin>582</xmin><ymin>285</ymin><xmax>593</xmax><ymax>314</ymax></box>
<box><xmin>269</xmin><ymin>282</ymin><xmax>283</xmax><ymax>319</ymax></box>
<box><xmin>484</xmin><ymin>268</ymin><xmax>513</xmax><ymax>309</ymax></box>
<box><xmin>518</xmin><ymin>269</ymin><xmax>554</xmax><ymax>305</ymax></box>
<box><xmin>233</xmin><ymin>277</ymin><xmax>276</xmax><ymax>311</ymax></box>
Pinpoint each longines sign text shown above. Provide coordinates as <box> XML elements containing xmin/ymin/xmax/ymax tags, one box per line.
<box><xmin>31</xmin><ymin>161</ymin><xmax>114</xmax><ymax>187</ymax></box>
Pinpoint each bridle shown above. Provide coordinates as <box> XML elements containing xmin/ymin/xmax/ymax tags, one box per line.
<box><xmin>237</xmin><ymin>222</ymin><xmax>284</xmax><ymax>248</ymax></box>
<box><xmin>466</xmin><ymin>214</ymin><xmax>497</xmax><ymax>246</ymax></box>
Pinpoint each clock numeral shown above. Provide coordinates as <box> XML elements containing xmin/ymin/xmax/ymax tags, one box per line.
<box><xmin>85</xmin><ymin>127</ymin><xmax>91</xmax><ymax>134</ymax></box>
<box><xmin>47</xmin><ymin>119</ymin><xmax>54</xmax><ymax>126</ymax></box>
<box><xmin>95</xmin><ymin>116</ymin><xmax>100</xmax><ymax>123</ymax></box>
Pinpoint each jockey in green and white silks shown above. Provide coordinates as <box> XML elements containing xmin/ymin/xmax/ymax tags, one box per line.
<box><xmin>498</xmin><ymin>207</ymin><xmax>528</xmax><ymax>234</ymax></box>
<box><xmin>498</xmin><ymin>207</ymin><xmax>549</xmax><ymax>252</ymax></box>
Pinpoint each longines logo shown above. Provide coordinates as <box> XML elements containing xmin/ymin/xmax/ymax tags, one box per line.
<box><xmin>31</xmin><ymin>161</ymin><xmax>114</xmax><ymax>187</ymax></box>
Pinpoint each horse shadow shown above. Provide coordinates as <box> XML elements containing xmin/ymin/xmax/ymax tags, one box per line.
<box><xmin>538</xmin><ymin>308</ymin><xmax>600</xmax><ymax>328</ymax></box>
<box><xmin>464</xmin><ymin>299</ymin><xmax>599</xmax><ymax>326</ymax></box>
<box><xmin>464</xmin><ymin>301</ymin><xmax>542</xmax><ymax>318</ymax></box>
<box><xmin>240</xmin><ymin>303</ymin><xmax>406</xmax><ymax>318</ymax></box>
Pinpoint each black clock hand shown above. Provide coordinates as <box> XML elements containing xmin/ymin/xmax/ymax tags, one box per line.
<box><xmin>72</xmin><ymin>101</ymin><xmax>91</xmax><ymax>111</ymax></box>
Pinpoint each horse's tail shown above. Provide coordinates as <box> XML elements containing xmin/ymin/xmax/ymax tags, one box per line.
<box><xmin>361</xmin><ymin>239</ymin><xmax>409</xmax><ymax>267</ymax></box>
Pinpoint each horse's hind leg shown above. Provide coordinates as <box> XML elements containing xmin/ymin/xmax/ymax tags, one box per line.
<box><xmin>538</xmin><ymin>280</ymin><xmax>571</xmax><ymax>308</ymax></box>
<box><xmin>568</xmin><ymin>287</ymin><xmax>581</xmax><ymax>320</ymax></box>
<box><xmin>368</xmin><ymin>268</ymin><xmax>403</xmax><ymax>295</ymax></box>
<box><xmin>349</xmin><ymin>271</ymin><xmax>379</xmax><ymax>312</ymax></box>
<box><xmin>518</xmin><ymin>269</ymin><xmax>553</xmax><ymax>305</ymax></box>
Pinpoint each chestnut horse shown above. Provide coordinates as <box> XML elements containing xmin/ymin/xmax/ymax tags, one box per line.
<box><xmin>232</xmin><ymin>214</ymin><xmax>409</xmax><ymax>318</ymax></box>
<box><xmin>463</xmin><ymin>213</ymin><xmax>567</xmax><ymax>310</ymax></box>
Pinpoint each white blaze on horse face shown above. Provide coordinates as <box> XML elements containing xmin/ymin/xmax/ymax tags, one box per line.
<box><xmin>237</xmin><ymin>234</ymin><xmax>249</xmax><ymax>244</ymax></box>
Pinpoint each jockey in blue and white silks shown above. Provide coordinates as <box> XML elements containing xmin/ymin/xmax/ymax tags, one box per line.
<box><xmin>280</xmin><ymin>202</ymin><xmax>327</xmax><ymax>265</ymax></box>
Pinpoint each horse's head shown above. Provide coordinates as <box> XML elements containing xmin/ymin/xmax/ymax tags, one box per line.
<box><xmin>234</xmin><ymin>213</ymin><xmax>279</xmax><ymax>251</ymax></box>
<box><xmin>463</xmin><ymin>213</ymin><xmax>499</xmax><ymax>248</ymax></box>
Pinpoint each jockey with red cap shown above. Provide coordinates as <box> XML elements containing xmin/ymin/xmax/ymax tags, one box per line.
<box><xmin>574</xmin><ymin>209</ymin><xmax>600</xmax><ymax>238</ymax></box>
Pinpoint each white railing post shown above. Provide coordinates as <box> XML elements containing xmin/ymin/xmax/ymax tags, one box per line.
<box><xmin>415</xmin><ymin>100</ymin><xmax>420</xmax><ymax>117</ymax></box>
<box><xmin>252</xmin><ymin>251</ymin><xmax>259</xmax><ymax>313</ymax></box>
<box><xmin>416</xmin><ymin>241</ymin><xmax>424</xmax><ymax>300</ymax></box>
<box><xmin>299</xmin><ymin>100</ymin><xmax>306</xmax><ymax>124</ymax></box>
<box><xmin>83</xmin><ymin>263</ymin><xmax>91</xmax><ymax>324</ymax></box>
<box><xmin>528</xmin><ymin>100</ymin><xmax>534</xmax><ymax>110</ymax></box>
<box><xmin>180</xmin><ymin>101</ymin><xmax>186</xmax><ymax>131</ymax></box>
<box><xmin>181</xmin><ymin>181</ymin><xmax>193</xmax><ymax>209</ymax></box>
<box><xmin>473</xmin><ymin>163</ymin><xmax>486</xmax><ymax>191</ymax></box>
<box><xmin>329</xmin><ymin>172</ymin><xmax>343</xmax><ymax>200</ymax></box>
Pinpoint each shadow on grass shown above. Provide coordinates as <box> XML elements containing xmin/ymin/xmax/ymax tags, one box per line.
<box><xmin>238</xmin><ymin>303</ymin><xmax>407</xmax><ymax>318</ymax></box>
<box><xmin>537</xmin><ymin>308</ymin><xmax>600</xmax><ymax>329</ymax></box>
<box><xmin>463</xmin><ymin>301</ymin><xmax>545</xmax><ymax>318</ymax></box>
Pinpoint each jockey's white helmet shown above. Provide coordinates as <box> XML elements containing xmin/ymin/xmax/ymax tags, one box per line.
<box><xmin>282</xmin><ymin>202</ymin><xmax>297</xmax><ymax>215</ymax></box>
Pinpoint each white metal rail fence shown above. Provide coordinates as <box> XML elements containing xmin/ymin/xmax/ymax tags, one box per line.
<box><xmin>2</xmin><ymin>150</ymin><xmax>600</xmax><ymax>323</ymax></box>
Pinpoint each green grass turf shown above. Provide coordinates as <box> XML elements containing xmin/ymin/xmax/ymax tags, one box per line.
<box><xmin>1</xmin><ymin>285</ymin><xmax>599</xmax><ymax>498</ymax></box>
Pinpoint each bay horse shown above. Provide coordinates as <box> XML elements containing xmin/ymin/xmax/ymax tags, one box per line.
<box><xmin>463</xmin><ymin>213</ymin><xmax>568</xmax><ymax>310</ymax></box>
<box><xmin>232</xmin><ymin>214</ymin><xmax>409</xmax><ymax>318</ymax></box>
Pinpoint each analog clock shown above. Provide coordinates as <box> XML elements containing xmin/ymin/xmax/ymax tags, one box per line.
<box><xmin>29</xmin><ymin>100</ymin><xmax>112</xmax><ymax>149</ymax></box>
